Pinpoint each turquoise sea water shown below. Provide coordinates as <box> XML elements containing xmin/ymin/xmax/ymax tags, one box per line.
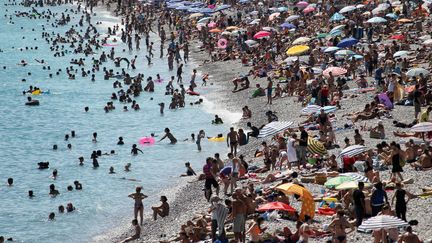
<box><xmin>0</xmin><ymin>2</ymin><xmax>236</xmax><ymax>242</ymax></box>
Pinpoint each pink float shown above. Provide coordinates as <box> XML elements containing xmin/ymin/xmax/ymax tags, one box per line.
<box><xmin>217</xmin><ymin>38</ymin><xmax>227</xmax><ymax>49</ymax></box>
<box><xmin>139</xmin><ymin>137</ymin><xmax>155</xmax><ymax>145</ymax></box>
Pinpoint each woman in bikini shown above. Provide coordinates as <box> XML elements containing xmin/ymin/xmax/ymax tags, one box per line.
<box><xmin>128</xmin><ymin>186</ymin><xmax>148</xmax><ymax>225</ymax></box>
<box><xmin>328</xmin><ymin>210</ymin><xmax>354</xmax><ymax>243</ymax></box>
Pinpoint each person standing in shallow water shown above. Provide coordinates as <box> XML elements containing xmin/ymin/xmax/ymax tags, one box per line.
<box><xmin>159</xmin><ymin>128</ymin><xmax>177</xmax><ymax>144</ymax></box>
<box><xmin>128</xmin><ymin>186</ymin><xmax>147</xmax><ymax>225</ymax></box>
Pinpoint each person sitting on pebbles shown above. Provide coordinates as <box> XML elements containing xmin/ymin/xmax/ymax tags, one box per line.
<box><xmin>151</xmin><ymin>196</ymin><xmax>169</xmax><ymax>220</ymax></box>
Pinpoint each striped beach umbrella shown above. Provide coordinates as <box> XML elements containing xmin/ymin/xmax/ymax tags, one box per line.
<box><xmin>323</xmin><ymin>67</ymin><xmax>347</xmax><ymax>77</ymax></box>
<box><xmin>359</xmin><ymin>215</ymin><xmax>409</xmax><ymax>231</ymax></box>
<box><xmin>338</xmin><ymin>145</ymin><xmax>368</xmax><ymax>158</ymax></box>
<box><xmin>258</xmin><ymin>121</ymin><xmax>294</xmax><ymax>138</ymax></box>
<box><xmin>410</xmin><ymin>122</ymin><xmax>432</xmax><ymax>132</ymax></box>
<box><xmin>341</xmin><ymin>173</ymin><xmax>370</xmax><ymax>182</ymax></box>
<box><xmin>307</xmin><ymin>138</ymin><xmax>327</xmax><ymax>156</ymax></box>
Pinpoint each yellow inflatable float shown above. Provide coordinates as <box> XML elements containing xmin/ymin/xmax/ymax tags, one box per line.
<box><xmin>208</xmin><ymin>137</ymin><xmax>225</xmax><ymax>142</ymax></box>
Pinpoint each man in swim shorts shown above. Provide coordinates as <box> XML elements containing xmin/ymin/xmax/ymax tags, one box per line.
<box><xmin>227</xmin><ymin>127</ymin><xmax>239</xmax><ymax>156</ymax></box>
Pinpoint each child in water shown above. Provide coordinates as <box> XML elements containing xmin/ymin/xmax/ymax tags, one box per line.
<box><xmin>181</xmin><ymin>162</ymin><xmax>196</xmax><ymax>177</ymax></box>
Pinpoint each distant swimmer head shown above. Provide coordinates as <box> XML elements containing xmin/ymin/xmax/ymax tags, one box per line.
<box><xmin>67</xmin><ymin>185</ymin><xmax>73</xmax><ymax>191</ymax></box>
<box><xmin>28</xmin><ymin>190</ymin><xmax>34</xmax><ymax>198</ymax></box>
<box><xmin>7</xmin><ymin>178</ymin><xmax>13</xmax><ymax>186</ymax></box>
<box><xmin>22</xmin><ymin>79</ymin><xmax>26</xmax><ymax>82</ymax></box>
<box><xmin>67</xmin><ymin>144</ymin><xmax>72</xmax><ymax>149</ymax></box>
<box><xmin>53</xmin><ymin>144</ymin><xmax>58</xmax><ymax>150</ymax></box>
<box><xmin>48</xmin><ymin>212</ymin><xmax>55</xmax><ymax>220</ymax></box>
<box><xmin>84</xmin><ymin>107</ymin><xmax>89</xmax><ymax>112</ymax></box>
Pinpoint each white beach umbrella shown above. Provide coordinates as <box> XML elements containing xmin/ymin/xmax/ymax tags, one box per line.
<box><xmin>339</xmin><ymin>5</ymin><xmax>356</xmax><ymax>14</ymax></box>
<box><xmin>338</xmin><ymin>145</ymin><xmax>369</xmax><ymax>158</ymax></box>
<box><xmin>406</xmin><ymin>67</ymin><xmax>430</xmax><ymax>77</ymax></box>
<box><xmin>258</xmin><ymin>121</ymin><xmax>294</xmax><ymax>138</ymax></box>
<box><xmin>367</xmin><ymin>17</ymin><xmax>387</xmax><ymax>24</ymax></box>
<box><xmin>335</xmin><ymin>50</ymin><xmax>356</xmax><ymax>57</ymax></box>
<box><xmin>286</xmin><ymin>15</ymin><xmax>300</xmax><ymax>22</ymax></box>
<box><xmin>292</xmin><ymin>37</ymin><xmax>311</xmax><ymax>45</ymax></box>
<box><xmin>393</xmin><ymin>50</ymin><xmax>409</xmax><ymax>58</ymax></box>
<box><xmin>245</xmin><ymin>39</ymin><xmax>258</xmax><ymax>46</ymax></box>
<box><xmin>423</xmin><ymin>39</ymin><xmax>432</xmax><ymax>46</ymax></box>
<box><xmin>410</xmin><ymin>122</ymin><xmax>432</xmax><ymax>132</ymax></box>
<box><xmin>323</xmin><ymin>46</ymin><xmax>340</xmax><ymax>53</ymax></box>
<box><xmin>359</xmin><ymin>215</ymin><xmax>409</xmax><ymax>231</ymax></box>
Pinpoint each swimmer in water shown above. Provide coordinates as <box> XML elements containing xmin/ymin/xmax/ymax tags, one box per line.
<box><xmin>125</xmin><ymin>163</ymin><xmax>131</xmax><ymax>171</ymax></box>
<box><xmin>28</xmin><ymin>190</ymin><xmax>34</xmax><ymax>198</ymax></box>
<box><xmin>128</xmin><ymin>187</ymin><xmax>148</xmax><ymax>225</ymax></box>
<box><xmin>49</xmin><ymin>184</ymin><xmax>60</xmax><ymax>196</ymax></box>
<box><xmin>180</xmin><ymin>162</ymin><xmax>197</xmax><ymax>177</ymax></box>
<box><xmin>131</xmin><ymin>144</ymin><xmax>143</xmax><ymax>155</ymax></box>
<box><xmin>7</xmin><ymin>178</ymin><xmax>13</xmax><ymax>186</ymax></box>
<box><xmin>158</xmin><ymin>102</ymin><xmax>164</xmax><ymax>114</ymax></box>
<box><xmin>159</xmin><ymin>128</ymin><xmax>177</xmax><ymax>144</ymax></box>
<box><xmin>117</xmin><ymin>137</ymin><xmax>124</xmax><ymax>145</ymax></box>
<box><xmin>78</xmin><ymin>157</ymin><xmax>84</xmax><ymax>166</ymax></box>
<box><xmin>109</xmin><ymin>166</ymin><xmax>115</xmax><ymax>174</ymax></box>
<box><xmin>92</xmin><ymin>132</ymin><xmax>97</xmax><ymax>142</ymax></box>
<box><xmin>51</xmin><ymin>169</ymin><xmax>58</xmax><ymax>180</ymax></box>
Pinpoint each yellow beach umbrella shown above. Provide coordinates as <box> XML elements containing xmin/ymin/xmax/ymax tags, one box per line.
<box><xmin>189</xmin><ymin>13</ymin><xmax>204</xmax><ymax>19</ymax></box>
<box><xmin>307</xmin><ymin>138</ymin><xmax>327</xmax><ymax>156</ymax></box>
<box><xmin>336</xmin><ymin>181</ymin><xmax>372</xmax><ymax>190</ymax></box>
<box><xmin>276</xmin><ymin>183</ymin><xmax>315</xmax><ymax>220</ymax></box>
<box><xmin>286</xmin><ymin>45</ymin><xmax>310</xmax><ymax>56</ymax></box>
<box><xmin>225</xmin><ymin>26</ymin><xmax>239</xmax><ymax>31</ymax></box>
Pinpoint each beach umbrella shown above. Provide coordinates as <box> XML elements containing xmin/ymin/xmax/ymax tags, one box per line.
<box><xmin>390</xmin><ymin>35</ymin><xmax>404</xmax><ymax>40</ymax></box>
<box><xmin>225</xmin><ymin>26</ymin><xmax>239</xmax><ymax>31</ymax></box>
<box><xmin>324</xmin><ymin>176</ymin><xmax>353</xmax><ymax>188</ymax></box>
<box><xmin>356</xmin><ymin>4</ymin><xmax>365</xmax><ymax>9</ymax></box>
<box><xmin>278</xmin><ymin>7</ymin><xmax>289</xmax><ymax>12</ymax></box>
<box><xmin>253</xmin><ymin>31</ymin><xmax>271</xmax><ymax>39</ymax></box>
<box><xmin>393</xmin><ymin>50</ymin><xmax>409</xmax><ymax>58</ymax></box>
<box><xmin>215</xmin><ymin>4</ymin><xmax>231</xmax><ymax>11</ymax></box>
<box><xmin>353</xmin><ymin>54</ymin><xmax>364</xmax><ymax>60</ymax></box>
<box><xmin>330</xmin><ymin>12</ymin><xmax>345</xmax><ymax>22</ymax></box>
<box><xmin>257</xmin><ymin>202</ymin><xmax>296</xmax><ymax>212</ymax></box>
<box><xmin>286</xmin><ymin>45</ymin><xmax>310</xmax><ymax>56</ymax></box>
<box><xmin>307</xmin><ymin>138</ymin><xmax>327</xmax><ymax>156</ymax></box>
<box><xmin>245</xmin><ymin>39</ymin><xmax>258</xmax><ymax>46</ymax></box>
<box><xmin>338</xmin><ymin>145</ymin><xmax>368</xmax><ymax>158</ymax></box>
<box><xmin>189</xmin><ymin>13</ymin><xmax>203</xmax><ymax>19</ymax></box>
<box><xmin>296</xmin><ymin>1</ymin><xmax>309</xmax><ymax>8</ymax></box>
<box><xmin>219</xmin><ymin>166</ymin><xmax>232</xmax><ymax>175</ymax></box>
<box><xmin>292</xmin><ymin>37</ymin><xmax>311</xmax><ymax>45</ymax></box>
<box><xmin>339</xmin><ymin>5</ymin><xmax>356</xmax><ymax>14</ymax></box>
<box><xmin>280</xmin><ymin>23</ymin><xmax>296</xmax><ymax>29</ymax></box>
<box><xmin>367</xmin><ymin>17</ymin><xmax>387</xmax><ymax>24</ymax></box>
<box><xmin>323</xmin><ymin>46</ymin><xmax>340</xmax><ymax>53</ymax></box>
<box><xmin>359</xmin><ymin>215</ymin><xmax>409</xmax><ymax>231</ymax></box>
<box><xmin>336</xmin><ymin>37</ymin><xmax>358</xmax><ymax>48</ymax></box>
<box><xmin>330</xmin><ymin>25</ymin><xmax>345</xmax><ymax>33</ymax></box>
<box><xmin>301</xmin><ymin>104</ymin><xmax>322</xmax><ymax>114</ymax></box>
<box><xmin>249</xmin><ymin>19</ymin><xmax>261</xmax><ymax>25</ymax></box>
<box><xmin>269</xmin><ymin>12</ymin><xmax>280</xmax><ymax>21</ymax></box>
<box><xmin>341</xmin><ymin>173</ymin><xmax>370</xmax><ymax>183</ymax></box>
<box><xmin>276</xmin><ymin>183</ymin><xmax>315</xmax><ymax>220</ymax></box>
<box><xmin>286</xmin><ymin>15</ymin><xmax>300</xmax><ymax>22</ymax></box>
<box><xmin>423</xmin><ymin>39</ymin><xmax>432</xmax><ymax>46</ymax></box>
<box><xmin>239</xmin><ymin>0</ymin><xmax>250</xmax><ymax>4</ymax></box>
<box><xmin>410</xmin><ymin>122</ymin><xmax>432</xmax><ymax>132</ymax></box>
<box><xmin>257</xmin><ymin>121</ymin><xmax>294</xmax><ymax>138</ymax></box>
<box><xmin>406</xmin><ymin>68</ymin><xmax>430</xmax><ymax>77</ymax></box>
<box><xmin>323</xmin><ymin>67</ymin><xmax>347</xmax><ymax>77</ymax></box>
<box><xmin>302</xmin><ymin>6</ymin><xmax>315</xmax><ymax>14</ymax></box>
<box><xmin>207</xmin><ymin>22</ymin><xmax>217</xmax><ymax>28</ymax></box>
<box><xmin>386</xmin><ymin>13</ymin><xmax>398</xmax><ymax>19</ymax></box>
<box><xmin>398</xmin><ymin>18</ymin><xmax>413</xmax><ymax>23</ymax></box>
<box><xmin>262</xmin><ymin>27</ymin><xmax>276</xmax><ymax>32</ymax></box>
<box><xmin>209</xmin><ymin>28</ymin><xmax>222</xmax><ymax>33</ymax></box>
<box><xmin>198</xmin><ymin>7</ymin><xmax>214</xmax><ymax>13</ymax></box>
<box><xmin>336</xmin><ymin>181</ymin><xmax>372</xmax><ymax>190</ymax></box>
<box><xmin>197</xmin><ymin>17</ymin><xmax>211</xmax><ymax>23</ymax></box>
<box><xmin>316</xmin><ymin>33</ymin><xmax>328</xmax><ymax>39</ymax></box>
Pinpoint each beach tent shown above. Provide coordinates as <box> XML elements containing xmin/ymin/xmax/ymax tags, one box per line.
<box><xmin>257</xmin><ymin>202</ymin><xmax>296</xmax><ymax>212</ymax></box>
<box><xmin>276</xmin><ymin>183</ymin><xmax>315</xmax><ymax>220</ymax></box>
<box><xmin>359</xmin><ymin>215</ymin><xmax>408</xmax><ymax>231</ymax></box>
<box><xmin>257</xmin><ymin>121</ymin><xmax>293</xmax><ymax>138</ymax></box>
<box><xmin>338</xmin><ymin>145</ymin><xmax>368</xmax><ymax>158</ymax></box>
<box><xmin>307</xmin><ymin>138</ymin><xmax>327</xmax><ymax>156</ymax></box>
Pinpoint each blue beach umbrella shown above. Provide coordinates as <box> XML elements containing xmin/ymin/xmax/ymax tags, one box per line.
<box><xmin>175</xmin><ymin>5</ymin><xmax>189</xmax><ymax>10</ymax></box>
<box><xmin>330</xmin><ymin>12</ymin><xmax>345</xmax><ymax>22</ymax></box>
<box><xmin>278</xmin><ymin>7</ymin><xmax>288</xmax><ymax>12</ymax></box>
<box><xmin>337</xmin><ymin>37</ymin><xmax>358</xmax><ymax>48</ymax></box>
<box><xmin>386</xmin><ymin>13</ymin><xmax>398</xmax><ymax>19</ymax></box>
<box><xmin>239</xmin><ymin>0</ymin><xmax>250</xmax><ymax>4</ymax></box>
<box><xmin>280</xmin><ymin>22</ymin><xmax>296</xmax><ymax>29</ymax></box>
<box><xmin>199</xmin><ymin>8</ymin><xmax>214</xmax><ymax>14</ymax></box>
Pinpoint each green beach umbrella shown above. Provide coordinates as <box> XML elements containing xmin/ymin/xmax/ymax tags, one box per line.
<box><xmin>324</xmin><ymin>176</ymin><xmax>353</xmax><ymax>188</ymax></box>
<box><xmin>316</xmin><ymin>33</ymin><xmax>328</xmax><ymax>39</ymax></box>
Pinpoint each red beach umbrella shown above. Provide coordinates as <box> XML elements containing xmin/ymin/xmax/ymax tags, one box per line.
<box><xmin>253</xmin><ymin>30</ymin><xmax>271</xmax><ymax>39</ymax></box>
<box><xmin>390</xmin><ymin>35</ymin><xmax>404</xmax><ymax>40</ymax></box>
<box><xmin>257</xmin><ymin>202</ymin><xmax>296</xmax><ymax>212</ymax></box>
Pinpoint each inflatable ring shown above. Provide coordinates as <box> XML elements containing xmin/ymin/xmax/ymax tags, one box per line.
<box><xmin>139</xmin><ymin>137</ymin><xmax>155</xmax><ymax>145</ymax></box>
<box><xmin>217</xmin><ymin>38</ymin><xmax>227</xmax><ymax>49</ymax></box>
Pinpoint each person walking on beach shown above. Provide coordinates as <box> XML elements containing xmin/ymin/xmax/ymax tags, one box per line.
<box><xmin>266</xmin><ymin>77</ymin><xmax>273</xmax><ymax>105</ymax></box>
<box><xmin>328</xmin><ymin>210</ymin><xmax>354</xmax><ymax>243</ymax></box>
<box><xmin>128</xmin><ymin>186</ymin><xmax>148</xmax><ymax>225</ymax></box>
<box><xmin>353</xmin><ymin>182</ymin><xmax>365</xmax><ymax>227</ymax></box>
<box><xmin>230</xmin><ymin>189</ymin><xmax>247</xmax><ymax>243</ymax></box>
<box><xmin>296</xmin><ymin>126</ymin><xmax>308</xmax><ymax>169</ymax></box>
<box><xmin>391</xmin><ymin>182</ymin><xmax>416</xmax><ymax>221</ymax></box>
<box><xmin>120</xmin><ymin>219</ymin><xmax>141</xmax><ymax>243</ymax></box>
<box><xmin>227</xmin><ymin>127</ymin><xmax>239</xmax><ymax>156</ymax></box>
<box><xmin>203</xmin><ymin>157</ymin><xmax>219</xmax><ymax>201</ymax></box>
